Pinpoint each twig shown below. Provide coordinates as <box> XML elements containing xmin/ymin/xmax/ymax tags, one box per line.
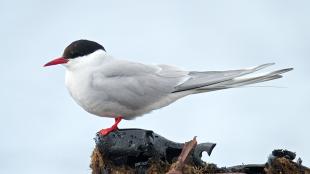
<box><xmin>167</xmin><ymin>136</ymin><xmax>198</xmax><ymax>174</ymax></box>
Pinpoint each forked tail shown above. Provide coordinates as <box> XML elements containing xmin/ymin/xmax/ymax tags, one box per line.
<box><xmin>172</xmin><ymin>63</ymin><xmax>293</xmax><ymax>93</ymax></box>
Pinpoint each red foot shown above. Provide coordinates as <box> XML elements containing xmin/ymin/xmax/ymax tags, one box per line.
<box><xmin>99</xmin><ymin>116</ymin><xmax>123</xmax><ymax>136</ymax></box>
<box><xmin>99</xmin><ymin>127</ymin><xmax>118</xmax><ymax>135</ymax></box>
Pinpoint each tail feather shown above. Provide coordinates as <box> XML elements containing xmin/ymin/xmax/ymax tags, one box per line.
<box><xmin>173</xmin><ymin>63</ymin><xmax>276</xmax><ymax>92</ymax></box>
<box><xmin>202</xmin><ymin>74</ymin><xmax>283</xmax><ymax>89</ymax></box>
<box><xmin>215</xmin><ymin>68</ymin><xmax>293</xmax><ymax>88</ymax></box>
<box><xmin>172</xmin><ymin>63</ymin><xmax>293</xmax><ymax>93</ymax></box>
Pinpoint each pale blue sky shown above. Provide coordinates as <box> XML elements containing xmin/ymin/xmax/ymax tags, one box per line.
<box><xmin>1</xmin><ymin>0</ymin><xmax>309</xmax><ymax>173</ymax></box>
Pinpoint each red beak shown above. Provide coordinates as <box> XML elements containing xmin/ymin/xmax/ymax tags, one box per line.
<box><xmin>44</xmin><ymin>57</ymin><xmax>69</xmax><ymax>67</ymax></box>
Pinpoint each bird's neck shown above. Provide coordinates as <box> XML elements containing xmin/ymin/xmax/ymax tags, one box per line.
<box><xmin>65</xmin><ymin>50</ymin><xmax>113</xmax><ymax>71</ymax></box>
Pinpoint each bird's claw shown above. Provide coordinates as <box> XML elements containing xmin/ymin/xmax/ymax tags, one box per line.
<box><xmin>99</xmin><ymin>127</ymin><xmax>118</xmax><ymax>136</ymax></box>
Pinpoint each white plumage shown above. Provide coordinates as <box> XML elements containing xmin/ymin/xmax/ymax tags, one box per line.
<box><xmin>63</xmin><ymin>49</ymin><xmax>292</xmax><ymax>120</ymax></box>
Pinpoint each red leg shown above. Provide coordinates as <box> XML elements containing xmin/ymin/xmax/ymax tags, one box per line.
<box><xmin>99</xmin><ymin>116</ymin><xmax>123</xmax><ymax>136</ymax></box>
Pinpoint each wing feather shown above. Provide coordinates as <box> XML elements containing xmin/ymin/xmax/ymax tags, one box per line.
<box><xmin>91</xmin><ymin>60</ymin><xmax>188</xmax><ymax>110</ymax></box>
<box><xmin>173</xmin><ymin>63</ymin><xmax>275</xmax><ymax>92</ymax></box>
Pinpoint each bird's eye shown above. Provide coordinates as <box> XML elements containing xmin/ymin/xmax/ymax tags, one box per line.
<box><xmin>70</xmin><ymin>51</ymin><xmax>81</xmax><ymax>59</ymax></box>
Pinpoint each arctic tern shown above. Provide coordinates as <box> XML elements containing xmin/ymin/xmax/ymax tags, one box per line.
<box><xmin>44</xmin><ymin>39</ymin><xmax>293</xmax><ymax>135</ymax></box>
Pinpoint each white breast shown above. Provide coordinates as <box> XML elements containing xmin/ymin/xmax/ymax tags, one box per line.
<box><xmin>65</xmin><ymin>69</ymin><xmax>122</xmax><ymax>118</ymax></box>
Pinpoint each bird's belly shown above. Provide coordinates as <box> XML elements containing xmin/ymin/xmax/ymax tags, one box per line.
<box><xmin>65</xmin><ymin>72</ymin><xmax>190</xmax><ymax>119</ymax></box>
<box><xmin>65</xmin><ymin>76</ymin><xmax>121</xmax><ymax>118</ymax></box>
<box><xmin>67</xmin><ymin>84</ymin><xmax>190</xmax><ymax>119</ymax></box>
<box><xmin>69</xmin><ymin>89</ymin><xmax>130</xmax><ymax>118</ymax></box>
<box><xmin>68</xmin><ymin>86</ymin><xmax>145</xmax><ymax>119</ymax></box>
<box><xmin>68</xmin><ymin>89</ymin><xmax>174</xmax><ymax>119</ymax></box>
<box><xmin>83</xmin><ymin>99</ymin><xmax>134</xmax><ymax>118</ymax></box>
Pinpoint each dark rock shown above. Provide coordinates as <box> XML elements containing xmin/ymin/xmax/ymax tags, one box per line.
<box><xmin>90</xmin><ymin>130</ymin><xmax>310</xmax><ymax>174</ymax></box>
<box><xmin>226</xmin><ymin>164</ymin><xmax>265</xmax><ymax>173</ymax></box>
<box><xmin>94</xmin><ymin>128</ymin><xmax>216</xmax><ymax>168</ymax></box>
<box><xmin>271</xmin><ymin>149</ymin><xmax>296</xmax><ymax>160</ymax></box>
<box><xmin>265</xmin><ymin>149</ymin><xmax>310</xmax><ymax>174</ymax></box>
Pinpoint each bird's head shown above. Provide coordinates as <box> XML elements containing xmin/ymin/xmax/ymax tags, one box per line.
<box><xmin>44</xmin><ymin>39</ymin><xmax>106</xmax><ymax>68</ymax></box>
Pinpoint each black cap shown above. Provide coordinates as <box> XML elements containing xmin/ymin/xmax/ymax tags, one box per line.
<box><xmin>63</xmin><ymin>40</ymin><xmax>106</xmax><ymax>59</ymax></box>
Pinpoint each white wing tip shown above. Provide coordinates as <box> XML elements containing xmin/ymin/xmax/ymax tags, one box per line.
<box><xmin>257</xmin><ymin>63</ymin><xmax>275</xmax><ymax>69</ymax></box>
<box><xmin>245</xmin><ymin>63</ymin><xmax>275</xmax><ymax>71</ymax></box>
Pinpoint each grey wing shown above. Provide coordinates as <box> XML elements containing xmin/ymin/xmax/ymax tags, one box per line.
<box><xmin>91</xmin><ymin>60</ymin><xmax>189</xmax><ymax>110</ymax></box>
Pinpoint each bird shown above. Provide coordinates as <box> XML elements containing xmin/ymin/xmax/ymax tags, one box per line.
<box><xmin>44</xmin><ymin>39</ymin><xmax>293</xmax><ymax>135</ymax></box>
